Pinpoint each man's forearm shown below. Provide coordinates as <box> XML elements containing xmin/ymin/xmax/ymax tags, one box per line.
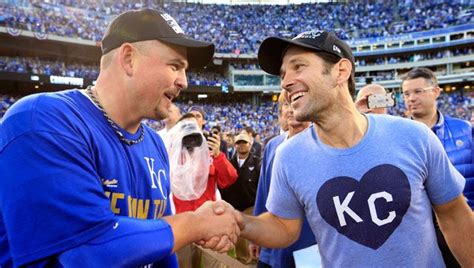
<box><xmin>240</xmin><ymin>212</ymin><xmax>302</xmax><ymax>248</ymax></box>
<box><xmin>163</xmin><ymin>212</ymin><xmax>200</xmax><ymax>253</ymax></box>
<box><xmin>436</xmin><ymin>196</ymin><xmax>474</xmax><ymax>266</ymax></box>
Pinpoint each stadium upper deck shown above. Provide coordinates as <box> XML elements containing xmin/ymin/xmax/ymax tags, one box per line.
<box><xmin>0</xmin><ymin>0</ymin><xmax>472</xmax><ymax>54</ymax></box>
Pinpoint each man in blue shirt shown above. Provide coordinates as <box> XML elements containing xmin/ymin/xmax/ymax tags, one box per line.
<box><xmin>203</xmin><ymin>30</ymin><xmax>474</xmax><ymax>267</ymax></box>
<box><xmin>0</xmin><ymin>9</ymin><xmax>241</xmax><ymax>267</ymax></box>
<box><xmin>401</xmin><ymin>67</ymin><xmax>473</xmax><ymax>208</ymax></box>
<box><xmin>251</xmin><ymin>92</ymin><xmax>314</xmax><ymax>268</ymax></box>
<box><xmin>401</xmin><ymin>67</ymin><xmax>474</xmax><ymax>267</ymax></box>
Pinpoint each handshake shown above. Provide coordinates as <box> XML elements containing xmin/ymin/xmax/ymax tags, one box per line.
<box><xmin>192</xmin><ymin>200</ymin><xmax>245</xmax><ymax>253</ymax></box>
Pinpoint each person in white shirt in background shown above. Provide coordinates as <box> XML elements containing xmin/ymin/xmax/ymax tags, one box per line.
<box><xmin>158</xmin><ymin>103</ymin><xmax>181</xmax><ymax>147</ymax></box>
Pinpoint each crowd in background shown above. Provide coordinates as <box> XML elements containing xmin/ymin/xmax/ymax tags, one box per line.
<box><xmin>0</xmin><ymin>56</ymin><xmax>99</xmax><ymax>79</ymax></box>
<box><xmin>1</xmin><ymin>92</ymin><xmax>472</xmax><ymax>143</ymax></box>
<box><xmin>1</xmin><ymin>47</ymin><xmax>471</xmax><ymax>84</ymax></box>
<box><xmin>0</xmin><ymin>0</ymin><xmax>472</xmax><ymax>141</ymax></box>
<box><xmin>0</xmin><ymin>0</ymin><xmax>472</xmax><ymax>54</ymax></box>
<box><xmin>0</xmin><ymin>57</ymin><xmax>229</xmax><ymax>86</ymax></box>
<box><xmin>357</xmin><ymin>48</ymin><xmax>473</xmax><ymax>67</ymax></box>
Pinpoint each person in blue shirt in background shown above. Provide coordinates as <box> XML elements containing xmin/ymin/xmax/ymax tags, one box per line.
<box><xmin>401</xmin><ymin>67</ymin><xmax>473</xmax><ymax>209</ymax></box>
<box><xmin>250</xmin><ymin>91</ymin><xmax>314</xmax><ymax>268</ymax></box>
<box><xmin>0</xmin><ymin>9</ymin><xmax>241</xmax><ymax>267</ymax></box>
<box><xmin>401</xmin><ymin>67</ymin><xmax>474</xmax><ymax>268</ymax></box>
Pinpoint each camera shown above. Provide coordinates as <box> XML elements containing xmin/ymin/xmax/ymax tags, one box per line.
<box><xmin>367</xmin><ymin>92</ymin><xmax>396</xmax><ymax>109</ymax></box>
<box><xmin>182</xmin><ymin>133</ymin><xmax>203</xmax><ymax>150</ymax></box>
<box><xmin>204</xmin><ymin>130</ymin><xmax>218</xmax><ymax>141</ymax></box>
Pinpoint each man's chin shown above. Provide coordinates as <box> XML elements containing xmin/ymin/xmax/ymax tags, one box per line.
<box><xmin>294</xmin><ymin>113</ymin><xmax>308</xmax><ymax>123</ymax></box>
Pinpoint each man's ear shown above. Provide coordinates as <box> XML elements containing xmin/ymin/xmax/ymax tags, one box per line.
<box><xmin>118</xmin><ymin>43</ymin><xmax>135</xmax><ymax>76</ymax></box>
<box><xmin>433</xmin><ymin>86</ymin><xmax>441</xmax><ymax>99</ymax></box>
<box><xmin>335</xmin><ymin>58</ymin><xmax>352</xmax><ymax>87</ymax></box>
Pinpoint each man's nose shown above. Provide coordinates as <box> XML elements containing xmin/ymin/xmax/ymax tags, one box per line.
<box><xmin>176</xmin><ymin>70</ymin><xmax>188</xmax><ymax>91</ymax></box>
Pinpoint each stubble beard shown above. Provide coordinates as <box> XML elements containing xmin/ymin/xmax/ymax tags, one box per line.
<box><xmin>153</xmin><ymin>100</ymin><xmax>169</xmax><ymax>121</ymax></box>
<box><xmin>294</xmin><ymin>100</ymin><xmax>319</xmax><ymax>123</ymax></box>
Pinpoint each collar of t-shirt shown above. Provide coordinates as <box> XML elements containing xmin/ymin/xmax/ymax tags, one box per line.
<box><xmin>238</xmin><ymin>157</ymin><xmax>247</xmax><ymax>168</ymax></box>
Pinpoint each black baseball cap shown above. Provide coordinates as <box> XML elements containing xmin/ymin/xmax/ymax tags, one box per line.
<box><xmin>258</xmin><ymin>30</ymin><xmax>355</xmax><ymax>76</ymax></box>
<box><xmin>101</xmin><ymin>9</ymin><xmax>215</xmax><ymax>68</ymax></box>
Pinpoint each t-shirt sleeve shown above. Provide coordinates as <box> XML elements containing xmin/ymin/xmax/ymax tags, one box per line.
<box><xmin>266</xmin><ymin>148</ymin><xmax>304</xmax><ymax>219</ymax></box>
<box><xmin>424</xmin><ymin>128</ymin><xmax>465</xmax><ymax>205</ymax></box>
<box><xmin>0</xmin><ymin>131</ymin><xmax>116</xmax><ymax>265</ymax></box>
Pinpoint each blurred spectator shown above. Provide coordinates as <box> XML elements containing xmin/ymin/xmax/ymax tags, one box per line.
<box><xmin>355</xmin><ymin>84</ymin><xmax>389</xmax><ymax>114</ymax></box>
<box><xmin>243</xmin><ymin>126</ymin><xmax>262</xmax><ymax>158</ymax></box>
<box><xmin>2</xmin><ymin>94</ymin><xmax>470</xmax><ymax>143</ymax></box>
<box><xmin>157</xmin><ymin>103</ymin><xmax>181</xmax><ymax>148</ymax></box>
<box><xmin>251</xmin><ymin>92</ymin><xmax>314</xmax><ymax>267</ymax></box>
<box><xmin>211</xmin><ymin>125</ymin><xmax>228</xmax><ymax>157</ymax></box>
<box><xmin>220</xmin><ymin>131</ymin><xmax>261</xmax><ymax>263</ymax></box>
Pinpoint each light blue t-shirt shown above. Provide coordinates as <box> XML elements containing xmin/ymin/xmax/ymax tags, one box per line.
<box><xmin>267</xmin><ymin>114</ymin><xmax>465</xmax><ymax>267</ymax></box>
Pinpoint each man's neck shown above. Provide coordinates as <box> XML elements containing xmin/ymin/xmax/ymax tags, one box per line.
<box><xmin>315</xmin><ymin>107</ymin><xmax>368</xmax><ymax>148</ymax></box>
<box><xmin>93</xmin><ymin>67</ymin><xmax>143</xmax><ymax>133</ymax></box>
<box><xmin>238</xmin><ymin>153</ymin><xmax>249</xmax><ymax>160</ymax></box>
<box><xmin>412</xmin><ymin>110</ymin><xmax>438</xmax><ymax>129</ymax></box>
<box><xmin>288</xmin><ymin>124</ymin><xmax>308</xmax><ymax>138</ymax></box>
<box><xmin>93</xmin><ymin>81</ymin><xmax>141</xmax><ymax>133</ymax></box>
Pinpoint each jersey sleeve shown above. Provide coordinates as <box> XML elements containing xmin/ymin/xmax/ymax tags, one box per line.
<box><xmin>0</xmin><ymin>130</ymin><xmax>116</xmax><ymax>266</ymax></box>
<box><xmin>424</xmin><ymin>128</ymin><xmax>465</xmax><ymax>205</ymax></box>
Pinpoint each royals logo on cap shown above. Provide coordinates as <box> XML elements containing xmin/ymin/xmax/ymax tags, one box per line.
<box><xmin>257</xmin><ymin>29</ymin><xmax>355</xmax><ymax>76</ymax></box>
<box><xmin>160</xmin><ymin>13</ymin><xmax>185</xmax><ymax>35</ymax></box>
<box><xmin>293</xmin><ymin>30</ymin><xmax>324</xmax><ymax>40</ymax></box>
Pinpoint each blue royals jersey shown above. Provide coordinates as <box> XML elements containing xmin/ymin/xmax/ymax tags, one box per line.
<box><xmin>0</xmin><ymin>90</ymin><xmax>174</xmax><ymax>266</ymax></box>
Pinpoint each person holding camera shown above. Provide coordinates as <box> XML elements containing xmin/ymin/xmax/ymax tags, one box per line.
<box><xmin>169</xmin><ymin>113</ymin><xmax>238</xmax><ymax>214</ymax></box>
<box><xmin>355</xmin><ymin>84</ymin><xmax>389</xmax><ymax>115</ymax></box>
<box><xmin>168</xmin><ymin>113</ymin><xmax>238</xmax><ymax>267</ymax></box>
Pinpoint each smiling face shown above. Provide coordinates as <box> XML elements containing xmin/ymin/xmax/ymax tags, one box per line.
<box><xmin>280</xmin><ymin>46</ymin><xmax>338</xmax><ymax>122</ymax></box>
<box><xmin>132</xmin><ymin>40</ymin><xmax>188</xmax><ymax>121</ymax></box>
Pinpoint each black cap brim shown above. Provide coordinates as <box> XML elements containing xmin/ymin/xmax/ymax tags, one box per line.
<box><xmin>258</xmin><ymin>37</ymin><xmax>324</xmax><ymax>76</ymax></box>
<box><xmin>160</xmin><ymin>37</ymin><xmax>215</xmax><ymax>68</ymax></box>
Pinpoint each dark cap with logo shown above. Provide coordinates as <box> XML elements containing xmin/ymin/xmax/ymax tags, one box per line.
<box><xmin>258</xmin><ymin>30</ymin><xmax>354</xmax><ymax>76</ymax></box>
<box><xmin>101</xmin><ymin>8</ymin><xmax>215</xmax><ymax>68</ymax></box>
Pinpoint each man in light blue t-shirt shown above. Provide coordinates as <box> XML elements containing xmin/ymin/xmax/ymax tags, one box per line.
<box><xmin>203</xmin><ymin>30</ymin><xmax>474</xmax><ymax>267</ymax></box>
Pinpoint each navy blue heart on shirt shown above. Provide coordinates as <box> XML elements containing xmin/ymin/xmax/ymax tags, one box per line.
<box><xmin>316</xmin><ymin>164</ymin><xmax>411</xmax><ymax>250</ymax></box>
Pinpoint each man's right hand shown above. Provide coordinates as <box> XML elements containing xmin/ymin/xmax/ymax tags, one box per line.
<box><xmin>355</xmin><ymin>92</ymin><xmax>373</xmax><ymax>114</ymax></box>
<box><xmin>207</xmin><ymin>134</ymin><xmax>221</xmax><ymax>157</ymax></box>
<box><xmin>193</xmin><ymin>201</ymin><xmax>242</xmax><ymax>252</ymax></box>
<box><xmin>195</xmin><ymin>201</ymin><xmax>244</xmax><ymax>253</ymax></box>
